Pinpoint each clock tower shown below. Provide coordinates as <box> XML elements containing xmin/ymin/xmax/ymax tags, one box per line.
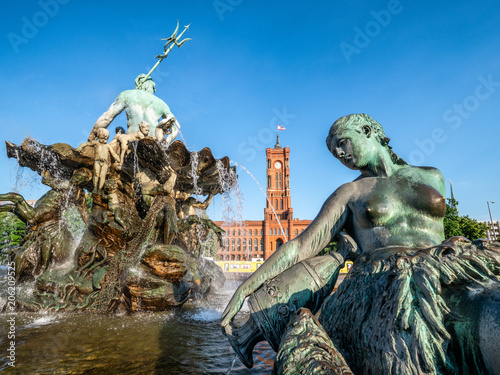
<box><xmin>264</xmin><ymin>135</ymin><xmax>293</xmax><ymax>222</ymax></box>
<box><xmin>215</xmin><ymin>134</ymin><xmax>313</xmax><ymax>262</ymax></box>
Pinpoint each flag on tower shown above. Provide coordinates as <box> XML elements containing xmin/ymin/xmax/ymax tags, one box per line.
<box><xmin>277</xmin><ymin>124</ymin><xmax>286</xmax><ymax>131</ymax></box>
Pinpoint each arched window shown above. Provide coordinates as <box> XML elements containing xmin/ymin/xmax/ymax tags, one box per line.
<box><xmin>254</xmin><ymin>239</ymin><xmax>258</xmax><ymax>251</ymax></box>
<box><xmin>237</xmin><ymin>255</ymin><xmax>241</xmax><ymax>261</ymax></box>
<box><xmin>267</xmin><ymin>159</ymin><xmax>271</xmax><ymax>169</ymax></box>
<box><xmin>242</xmin><ymin>239</ymin><xmax>247</xmax><ymax>252</ymax></box>
<box><xmin>243</xmin><ymin>229</ymin><xmax>246</xmax><ymax>236</ymax></box>
<box><xmin>285</xmin><ymin>229</ymin><xmax>288</xmax><ymax>235</ymax></box>
<box><xmin>280</xmin><ymin>199</ymin><xmax>283</xmax><ymax>210</ymax></box>
<box><xmin>275</xmin><ymin>199</ymin><xmax>278</xmax><ymax>210</ymax></box>
<box><xmin>279</xmin><ymin>173</ymin><xmax>282</xmax><ymax>188</ymax></box>
<box><xmin>275</xmin><ymin>173</ymin><xmax>278</xmax><ymax>188</ymax></box>
<box><xmin>260</xmin><ymin>230</ymin><xmax>263</xmax><ymax>235</ymax></box>
<box><xmin>270</xmin><ymin>229</ymin><xmax>273</xmax><ymax>235</ymax></box>
<box><xmin>225</xmin><ymin>255</ymin><xmax>229</xmax><ymax>260</ymax></box>
<box><xmin>254</xmin><ymin>229</ymin><xmax>258</xmax><ymax>235</ymax></box>
<box><xmin>237</xmin><ymin>239</ymin><xmax>241</xmax><ymax>251</ymax></box>
<box><xmin>277</xmin><ymin>228</ymin><xmax>280</xmax><ymax>235</ymax></box>
<box><xmin>232</xmin><ymin>229</ymin><xmax>235</xmax><ymax>236</ymax></box>
<box><xmin>231</xmin><ymin>239</ymin><xmax>235</xmax><ymax>251</ymax></box>
<box><xmin>238</xmin><ymin>229</ymin><xmax>241</xmax><ymax>236</ymax></box>
<box><xmin>267</xmin><ymin>175</ymin><xmax>271</xmax><ymax>187</ymax></box>
<box><xmin>260</xmin><ymin>238</ymin><xmax>264</xmax><ymax>251</ymax></box>
<box><xmin>225</xmin><ymin>239</ymin><xmax>229</xmax><ymax>248</ymax></box>
<box><xmin>231</xmin><ymin>255</ymin><xmax>235</xmax><ymax>261</ymax></box>
<box><xmin>276</xmin><ymin>238</ymin><xmax>284</xmax><ymax>249</ymax></box>
<box><xmin>295</xmin><ymin>229</ymin><xmax>298</xmax><ymax>235</ymax></box>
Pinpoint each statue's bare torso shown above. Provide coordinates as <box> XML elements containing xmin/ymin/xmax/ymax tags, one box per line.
<box><xmin>340</xmin><ymin>166</ymin><xmax>446</xmax><ymax>253</ymax></box>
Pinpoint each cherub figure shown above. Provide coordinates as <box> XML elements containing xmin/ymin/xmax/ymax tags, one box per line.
<box><xmin>102</xmin><ymin>179</ymin><xmax>126</xmax><ymax>231</ymax></box>
<box><xmin>110</xmin><ymin>120</ymin><xmax>150</xmax><ymax>168</ymax></box>
<box><xmin>111</xmin><ymin>126</ymin><xmax>126</xmax><ymax>141</ymax></box>
<box><xmin>175</xmin><ymin>192</ymin><xmax>213</xmax><ymax>220</ymax></box>
<box><xmin>77</xmin><ymin>128</ymin><xmax>119</xmax><ymax>194</ymax></box>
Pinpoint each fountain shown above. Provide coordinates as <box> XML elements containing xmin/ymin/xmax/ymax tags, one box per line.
<box><xmin>0</xmin><ymin>24</ymin><xmax>233</xmax><ymax>315</ymax></box>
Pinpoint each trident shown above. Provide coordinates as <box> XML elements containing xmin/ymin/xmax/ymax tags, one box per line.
<box><xmin>136</xmin><ymin>21</ymin><xmax>191</xmax><ymax>89</ymax></box>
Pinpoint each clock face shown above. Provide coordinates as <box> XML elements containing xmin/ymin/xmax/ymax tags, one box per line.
<box><xmin>274</xmin><ymin>161</ymin><xmax>282</xmax><ymax>169</ymax></box>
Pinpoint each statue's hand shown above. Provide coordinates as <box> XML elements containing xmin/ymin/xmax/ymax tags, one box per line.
<box><xmin>221</xmin><ymin>286</ymin><xmax>246</xmax><ymax>327</ymax></box>
<box><xmin>336</xmin><ymin>231</ymin><xmax>361</xmax><ymax>261</ymax></box>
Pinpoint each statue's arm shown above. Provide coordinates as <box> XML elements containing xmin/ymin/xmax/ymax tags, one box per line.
<box><xmin>107</xmin><ymin>144</ymin><xmax>120</xmax><ymax>162</ymax></box>
<box><xmin>158</xmin><ymin>114</ymin><xmax>179</xmax><ymax>144</ymax></box>
<box><xmin>165</xmin><ymin>121</ymin><xmax>179</xmax><ymax>144</ymax></box>
<box><xmin>192</xmin><ymin>194</ymin><xmax>213</xmax><ymax>209</ymax></box>
<box><xmin>89</xmin><ymin>97</ymin><xmax>127</xmax><ymax>140</ymax></box>
<box><xmin>221</xmin><ymin>183</ymin><xmax>352</xmax><ymax>326</ymax></box>
<box><xmin>76</xmin><ymin>139</ymin><xmax>98</xmax><ymax>151</ymax></box>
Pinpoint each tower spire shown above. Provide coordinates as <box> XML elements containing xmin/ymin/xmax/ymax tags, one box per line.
<box><xmin>274</xmin><ymin>134</ymin><xmax>282</xmax><ymax>149</ymax></box>
<box><xmin>449</xmin><ymin>180</ymin><xmax>459</xmax><ymax>215</ymax></box>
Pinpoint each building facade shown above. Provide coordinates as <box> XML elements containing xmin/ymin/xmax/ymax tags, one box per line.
<box><xmin>215</xmin><ymin>136</ymin><xmax>312</xmax><ymax>261</ymax></box>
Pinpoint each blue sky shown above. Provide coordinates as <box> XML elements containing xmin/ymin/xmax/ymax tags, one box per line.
<box><xmin>1</xmin><ymin>0</ymin><xmax>499</xmax><ymax>223</ymax></box>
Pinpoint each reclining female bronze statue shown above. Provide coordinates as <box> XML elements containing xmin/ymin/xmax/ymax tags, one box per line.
<box><xmin>222</xmin><ymin>114</ymin><xmax>500</xmax><ymax>374</ymax></box>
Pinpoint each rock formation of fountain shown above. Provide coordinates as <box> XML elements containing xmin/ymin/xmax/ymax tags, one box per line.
<box><xmin>2</xmin><ymin>136</ymin><xmax>234</xmax><ymax>313</ymax></box>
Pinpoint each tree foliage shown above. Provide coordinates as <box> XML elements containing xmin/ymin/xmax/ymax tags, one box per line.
<box><xmin>0</xmin><ymin>212</ymin><xmax>26</xmax><ymax>264</ymax></box>
<box><xmin>319</xmin><ymin>240</ymin><xmax>339</xmax><ymax>256</ymax></box>
<box><xmin>444</xmin><ymin>198</ymin><xmax>488</xmax><ymax>241</ymax></box>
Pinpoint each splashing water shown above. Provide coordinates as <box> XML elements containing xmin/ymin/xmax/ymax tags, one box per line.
<box><xmin>226</xmin><ymin>354</ymin><xmax>238</xmax><ymax>374</ymax></box>
<box><xmin>190</xmin><ymin>151</ymin><xmax>202</xmax><ymax>196</ymax></box>
<box><xmin>231</xmin><ymin>161</ymin><xmax>288</xmax><ymax>242</ymax></box>
<box><xmin>177</xmin><ymin>129</ymin><xmax>189</xmax><ymax>147</ymax></box>
<box><xmin>216</xmin><ymin>160</ymin><xmax>244</xmax><ymax>230</ymax></box>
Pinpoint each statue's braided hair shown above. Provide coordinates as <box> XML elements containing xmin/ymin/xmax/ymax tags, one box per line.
<box><xmin>326</xmin><ymin>113</ymin><xmax>407</xmax><ymax>166</ymax></box>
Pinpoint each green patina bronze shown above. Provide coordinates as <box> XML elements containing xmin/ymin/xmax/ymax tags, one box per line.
<box><xmin>1</xmin><ymin>28</ymin><xmax>237</xmax><ymax>315</ymax></box>
<box><xmin>87</xmin><ymin>22</ymin><xmax>190</xmax><ymax>143</ymax></box>
<box><xmin>222</xmin><ymin>114</ymin><xmax>500</xmax><ymax>374</ymax></box>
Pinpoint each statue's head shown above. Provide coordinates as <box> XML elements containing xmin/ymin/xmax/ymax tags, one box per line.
<box><xmin>70</xmin><ymin>168</ymin><xmax>92</xmax><ymax>185</ymax></box>
<box><xmin>135</xmin><ymin>74</ymin><xmax>156</xmax><ymax>94</ymax></box>
<box><xmin>326</xmin><ymin>114</ymin><xmax>406</xmax><ymax>169</ymax></box>
<box><xmin>96</xmin><ymin>128</ymin><xmax>110</xmax><ymax>143</ymax></box>
<box><xmin>139</xmin><ymin>121</ymin><xmax>150</xmax><ymax>136</ymax></box>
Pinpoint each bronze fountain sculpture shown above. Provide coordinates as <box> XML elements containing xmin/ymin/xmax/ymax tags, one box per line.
<box><xmin>1</xmin><ymin>23</ymin><xmax>234</xmax><ymax>314</ymax></box>
<box><xmin>222</xmin><ymin>113</ymin><xmax>500</xmax><ymax>374</ymax></box>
